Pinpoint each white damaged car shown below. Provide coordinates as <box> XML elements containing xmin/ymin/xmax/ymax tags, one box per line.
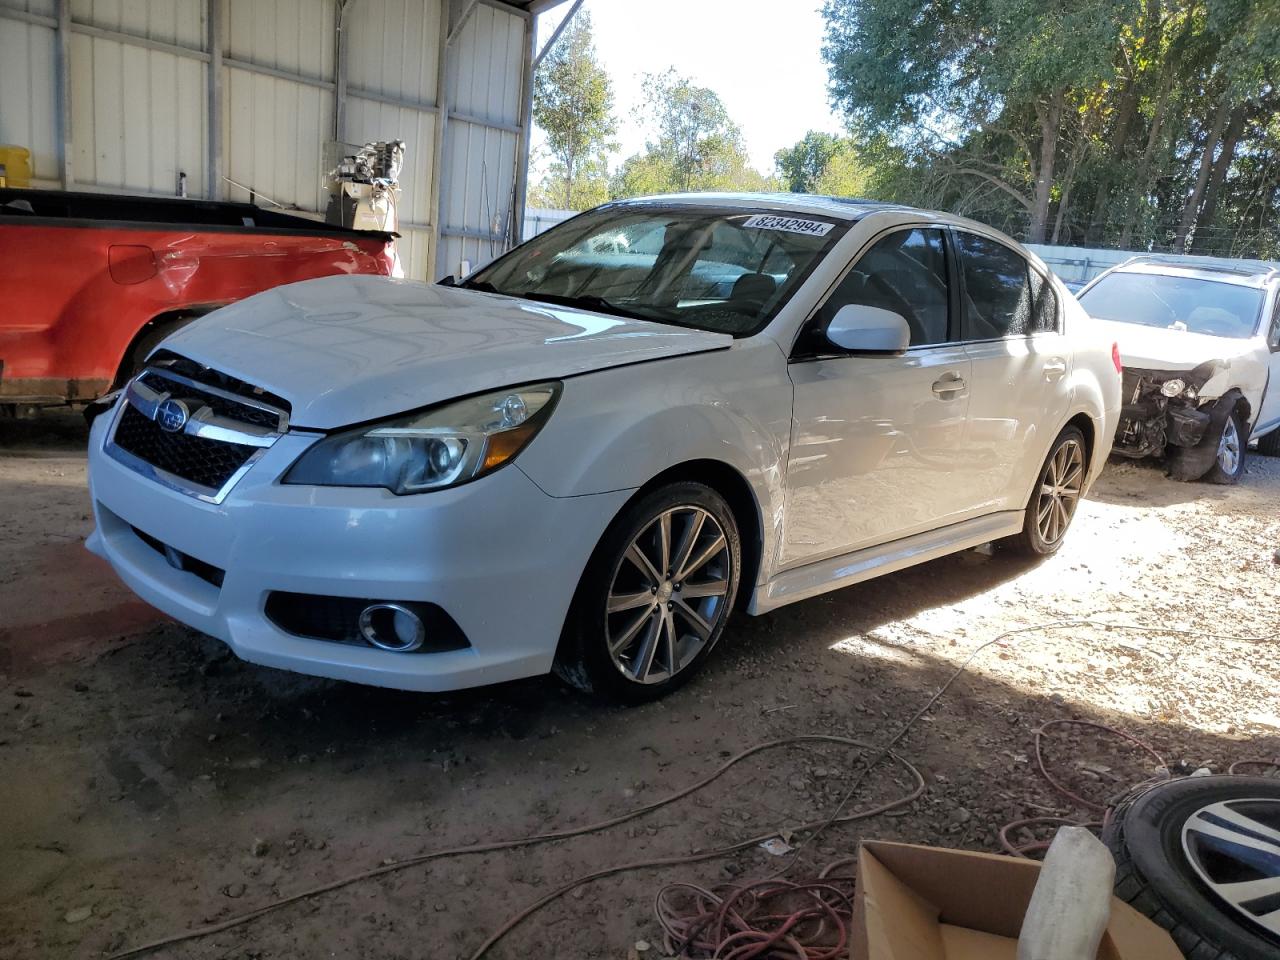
<box><xmin>1077</xmin><ymin>257</ymin><xmax>1280</xmax><ymax>482</ymax></box>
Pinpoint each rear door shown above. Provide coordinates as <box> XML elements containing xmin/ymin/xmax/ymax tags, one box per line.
<box><xmin>953</xmin><ymin>230</ymin><xmax>1074</xmax><ymax>512</ymax></box>
<box><xmin>781</xmin><ymin>226</ymin><xmax>978</xmax><ymax>567</ymax></box>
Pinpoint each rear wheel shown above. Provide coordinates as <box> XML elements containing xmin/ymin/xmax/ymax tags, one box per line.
<box><xmin>1004</xmin><ymin>426</ymin><xmax>1086</xmax><ymax>556</ymax></box>
<box><xmin>554</xmin><ymin>482</ymin><xmax>741</xmax><ymax>703</ymax></box>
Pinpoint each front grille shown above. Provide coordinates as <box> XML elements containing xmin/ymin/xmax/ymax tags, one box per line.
<box><xmin>108</xmin><ymin>359</ymin><xmax>288</xmax><ymax>498</ymax></box>
<box><xmin>265</xmin><ymin>592</ymin><xmax>470</xmax><ymax>653</ymax></box>
<box><xmin>114</xmin><ymin>403</ymin><xmax>256</xmax><ymax>490</ymax></box>
<box><xmin>137</xmin><ymin>371</ymin><xmax>281</xmax><ymax>430</ymax></box>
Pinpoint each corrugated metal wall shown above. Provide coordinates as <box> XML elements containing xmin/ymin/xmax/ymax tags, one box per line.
<box><xmin>0</xmin><ymin>0</ymin><xmax>536</xmax><ymax>282</ymax></box>
<box><xmin>70</xmin><ymin>0</ymin><xmax>207</xmax><ymax>195</ymax></box>
<box><xmin>0</xmin><ymin>0</ymin><xmax>59</xmax><ymax>184</ymax></box>
<box><xmin>344</xmin><ymin>0</ymin><xmax>443</xmax><ymax>280</ymax></box>
<box><xmin>437</xmin><ymin>0</ymin><xmax>528</xmax><ymax>278</ymax></box>
<box><xmin>222</xmin><ymin>0</ymin><xmax>333</xmax><ymax>212</ymax></box>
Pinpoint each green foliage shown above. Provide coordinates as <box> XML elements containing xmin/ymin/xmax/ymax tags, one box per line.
<box><xmin>609</xmin><ymin>69</ymin><xmax>774</xmax><ymax>197</ymax></box>
<box><xmin>532</xmin><ymin>11</ymin><xmax>616</xmax><ymax>210</ymax></box>
<box><xmin>775</xmin><ymin>131</ymin><xmax>874</xmax><ymax>197</ymax></box>
<box><xmin>822</xmin><ymin>0</ymin><xmax>1280</xmax><ymax>254</ymax></box>
<box><xmin>775</xmin><ymin>131</ymin><xmax>844</xmax><ymax>193</ymax></box>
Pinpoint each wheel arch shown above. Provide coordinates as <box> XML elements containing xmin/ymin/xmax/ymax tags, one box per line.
<box><xmin>112</xmin><ymin>304</ymin><xmax>226</xmax><ymax>386</ymax></box>
<box><xmin>620</xmin><ymin>459</ymin><xmax>765</xmax><ymax>613</ymax></box>
<box><xmin>1065</xmin><ymin>411</ymin><xmax>1098</xmax><ymax>473</ymax></box>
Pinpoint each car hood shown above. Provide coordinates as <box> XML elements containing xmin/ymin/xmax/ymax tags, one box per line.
<box><xmin>1101</xmin><ymin>319</ymin><xmax>1256</xmax><ymax>371</ymax></box>
<box><xmin>161</xmin><ymin>275</ymin><xmax>732</xmax><ymax>428</ymax></box>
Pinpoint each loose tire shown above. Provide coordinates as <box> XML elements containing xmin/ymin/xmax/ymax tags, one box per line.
<box><xmin>1104</xmin><ymin>775</ymin><xmax>1280</xmax><ymax>960</ymax></box>
<box><xmin>1004</xmin><ymin>425</ymin><xmax>1087</xmax><ymax>557</ymax></box>
<box><xmin>554</xmin><ymin>482</ymin><xmax>741</xmax><ymax>703</ymax></box>
<box><xmin>1169</xmin><ymin>400</ymin><xmax>1246</xmax><ymax>484</ymax></box>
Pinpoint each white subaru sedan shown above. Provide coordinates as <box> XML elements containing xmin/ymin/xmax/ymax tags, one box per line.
<box><xmin>86</xmin><ymin>194</ymin><xmax>1120</xmax><ymax>701</ymax></box>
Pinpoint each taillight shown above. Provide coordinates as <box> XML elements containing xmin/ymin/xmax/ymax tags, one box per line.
<box><xmin>1111</xmin><ymin>342</ymin><xmax>1123</xmax><ymax>375</ymax></box>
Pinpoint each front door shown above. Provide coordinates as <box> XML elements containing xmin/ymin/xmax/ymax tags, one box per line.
<box><xmin>781</xmin><ymin>227</ymin><xmax>980</xmax><ymax>568</ymax></box>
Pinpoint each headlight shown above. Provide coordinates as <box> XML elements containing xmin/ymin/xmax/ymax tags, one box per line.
<box><xmin>1160</xmin><ymin>378</ymin><xmax>1186</xmax><ymax>398</ymax></box>
<box><xmin>284</xmin><ymin>382</ymin><xmax>559</xmax><ymax>494</ymax></box>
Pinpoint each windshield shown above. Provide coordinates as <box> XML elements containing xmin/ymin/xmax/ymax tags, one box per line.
<box><xmin>1079</xmin><ymin>272</ymin><xmax>1264</xmax><ymax>339</ymax></box>
<box><xmin>464</xmin><ymin>205</ymin><xmax>846</xmax><ymax>336</ymax></box>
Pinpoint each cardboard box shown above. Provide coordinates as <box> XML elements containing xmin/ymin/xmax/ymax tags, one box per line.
<box><xmin>852</xmin><ymin>841</ymin><xmax>1184</xmax><ymax>960</ymax></box>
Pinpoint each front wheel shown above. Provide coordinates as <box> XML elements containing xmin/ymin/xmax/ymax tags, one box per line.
<box><xmin>554</xmin><ymin>482</ymin><xmax>741</xmax><ymax>703</ymax></box>
<box><xmin>1169</xmin><ymin>400</ymin><xmax>1246</xmax><ymax>484</ymax></box>
<box><xmin>1004</xmin><ymin>425</ymin><xmax>1087</xmax><ymax>557</ymax></box>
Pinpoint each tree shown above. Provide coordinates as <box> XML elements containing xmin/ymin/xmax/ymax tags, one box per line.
<box><xmin>775</xmin><ymin>131</ymin><xmax>843</xmax><ymax>193</ymax></box>
<box><xmin>531</xmin><ymin>11</ymin><xmax>616</xmax><ymax>210</ymax></box>
<box><xmin>609</xmin><ymin>69</ymin><xmax>773</xmax><ymax>197</ymax></box>
<box><xmin>775</xmin><ymin>131</ymin><xmax>873</xmax><ymax>196</ymax></box>
<box><xmin>821</xmin><ymin>0</ymin><xmax>1280</xmax><ymax>255</ymax></box>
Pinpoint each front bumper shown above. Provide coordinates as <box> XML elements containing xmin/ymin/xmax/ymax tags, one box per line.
<box><xmin>86</xmin><ymin>412</ymin><xmax>630</xmax><ymax>691</ymax></box>
<box><xmin>1113</xmin><ymin>368</ymin><xmax>1212</xmax><ymax>458</ymax></box>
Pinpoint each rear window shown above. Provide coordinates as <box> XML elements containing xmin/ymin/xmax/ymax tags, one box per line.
<box><xmin>1079</xmin><ymin>272</ymin><xmax>1264</xmax><ymax>339</ymax></box>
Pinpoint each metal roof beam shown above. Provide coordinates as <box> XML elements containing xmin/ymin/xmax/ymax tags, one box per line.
<box><xmin>532</xmin><ymin>0</ymin><xmax>582</xmax><ymax>70</ymax></box>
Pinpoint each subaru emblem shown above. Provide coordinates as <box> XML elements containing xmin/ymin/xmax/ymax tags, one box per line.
<box><xmin>156</xmin><ymin>398</ymin><xmax>190</xmax><ymax>434</ymax></box>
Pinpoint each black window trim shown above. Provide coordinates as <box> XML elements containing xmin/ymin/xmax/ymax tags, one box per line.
<box><xmin>949</xmin><ymin>227</ymin><xmax>1063</xmax><ymax>344</ymax></box>
<box><xmin>1266</xmin><ymin>287</ymin><xmax>1280</xmax><ymax>352</ymax></box>
<box><xmin>789</xmin><ymin>222</ymin><xmax>963</xmax><ymax>363</ymax></box>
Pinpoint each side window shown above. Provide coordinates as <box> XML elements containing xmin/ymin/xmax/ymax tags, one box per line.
<box><xmin>1028</xmin><ymin>268</ymin><xmax>1061</xmax><ymax>334</ymax></box>
<box><xmin>1268</xmin><ymin>295</ymin><xmax>1280</xmax><ymax>350</ymax></box>
<box><xmin>956</xmin><ymin>232</ymin><xmax>1034</xmax><ymax>339</ymax></box>
<box><xmin>804</xmin><ymin>228</ymin><xmax>951</xmax><ymax>352</ymax></box>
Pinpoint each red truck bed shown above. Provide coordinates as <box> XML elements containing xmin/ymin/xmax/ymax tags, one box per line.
<box><xmin>0</xmin><ymin>188</ymin><xmax>396</xmax><ymax>409</ymax></box>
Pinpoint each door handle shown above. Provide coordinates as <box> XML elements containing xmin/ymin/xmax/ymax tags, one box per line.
<box><xmin>1044</xmin><ymin>358</ymin><xmax>1068</xmax><ymax>381</ymax></box>
<box><xmin>931</xmin><ymin>373</ymin><xmax>967</xmax><ymax>400</ymax></box>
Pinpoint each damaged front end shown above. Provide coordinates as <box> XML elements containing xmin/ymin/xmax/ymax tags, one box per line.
<box><xmin>1112</xmin><ymin>361</ymin><xmax>1226</xmax><ymax>459</ymax></box>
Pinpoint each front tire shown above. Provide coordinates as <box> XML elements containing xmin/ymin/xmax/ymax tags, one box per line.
<box><xmin>1004</xmin><ymin>425</ymin><xmax>1087</xmax><ymax>557</ymax></box>
<box><xmin>554</xmin><ymin>482</ymin><xmax>741</xmax><ymax>703</ymax></box>
<box><xmin>1169</xmin><ymin>400</ymin><xmax>1246</xmax><ymax>484</ymax></box>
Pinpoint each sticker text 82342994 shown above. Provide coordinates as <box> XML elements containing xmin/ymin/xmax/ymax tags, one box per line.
<box><xmin>740</xmin><ymin>214</ymin><xmax>834</xmax><ymax>237</ymax></box>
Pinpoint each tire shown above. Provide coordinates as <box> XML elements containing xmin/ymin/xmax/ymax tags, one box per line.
<box><xmin>116</xmin><ymin>314</ymin><xmax>199</xmax><ymax>384</ymax></box>
<box><xmin>1004</xmin><ymin>425</ymin><xmax>1087</xmax><ymax>557</ymax></box>
<box><xmin>553</xmin><ymin>482</ymin><xmax>741</xmax><ymax>703</ymax></box>
<box><xmin>1168</xmin><ymin>399</ymin><xmax>1246</xmax><ymax>484</ymax></box>
<box><xmin>1256</xmin><ymin>427</ymin><xmax>1280</xmax><ymax>458</ymax></box>
<box><xmin>1104</xmin><ymin>775</ymin><xmax>1280</xmax><ymax>960</ymax></box>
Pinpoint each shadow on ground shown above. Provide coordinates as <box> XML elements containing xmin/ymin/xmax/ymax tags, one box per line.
<box><xmin>2</xmin><ymin>539</ymin><xmax>1276</xmax><ymax>960</ymax></box>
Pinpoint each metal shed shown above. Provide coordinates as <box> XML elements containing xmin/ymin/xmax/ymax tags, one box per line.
<box><xmin>0</xmin><ymin>0</ymin><xmax>567</xmax><ymax>281</ymax></box>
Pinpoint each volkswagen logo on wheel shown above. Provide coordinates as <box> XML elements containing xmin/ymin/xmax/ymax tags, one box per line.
<box><xmin>155</xmin><ymin>398</ymin><xmax>190</xmax><ymax>434</ymax></box>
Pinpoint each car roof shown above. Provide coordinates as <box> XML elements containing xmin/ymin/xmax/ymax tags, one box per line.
<box><xmin>1109</xmin><ymin>256</ymin><xmax>1280</xmax><ymax>289</ymax></box>
<box><xmin>607</xmin><ymin>192</ymin><xmax>990</xmax><ymax>230</ymax></box>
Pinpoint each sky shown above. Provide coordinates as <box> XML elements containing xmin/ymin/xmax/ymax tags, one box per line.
<box><xmin>532</xmin><ymin>0</ymin><xmax>847</xmax><ymax>180</ymax></box>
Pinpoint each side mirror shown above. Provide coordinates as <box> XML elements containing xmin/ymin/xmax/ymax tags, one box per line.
<box><xmin>826</xmin><ymin>303</ymin><xmax>911</xmax><ymax>354</ymax></box>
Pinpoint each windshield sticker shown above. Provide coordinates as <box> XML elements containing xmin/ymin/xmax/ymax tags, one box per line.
<box><xmin>741</xmin><ymin>214</ymin><xmax>834</xmax><ymax>237</ymax></box>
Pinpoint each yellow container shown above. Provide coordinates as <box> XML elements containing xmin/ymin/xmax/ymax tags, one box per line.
<box><xmin>0</xmin><ymin>145</ymin><xmax>33</xmax><ymax>188</ymax></box>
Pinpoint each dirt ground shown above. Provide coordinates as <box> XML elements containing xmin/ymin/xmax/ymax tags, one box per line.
<box><xmin>2</xmin><ymin>414</ymin><xmax>1278</xmax><ymax>960</ymax></box>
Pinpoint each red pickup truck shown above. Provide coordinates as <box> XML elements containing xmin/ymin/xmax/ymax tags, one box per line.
<box><xmin>0</xmin><ymin>188</ymin><xmax>397</xmax><ymax>413</ymax></box>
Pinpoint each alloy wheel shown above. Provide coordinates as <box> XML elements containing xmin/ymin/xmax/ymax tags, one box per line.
<box><xmin>1036</xmin><ymin>437</ymin><xmax>1084</xmax><ymax>545</ymax></box>
<box><xmin>1218</xmin><ymin>415</ymin><xmax>1241</xmax><ymax>475</ymax></box>
<box><xmin>1181</xmin><ymin>798</ymin><xmax>1280</xmax><ymax>938</ymax></box>
<box><xmin>606</xmin><ymin>506</ymin><xmax>732</xmax><ymax>684</ymax></box>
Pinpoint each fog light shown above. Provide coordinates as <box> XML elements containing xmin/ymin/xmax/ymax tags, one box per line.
<box><xmin>1160</xmin><ymin>378</ymin><xmax>1186</xmax><ymax>398</ymax></box>
<box><xmin>358</xmin><ymin>603</ymin><xmax>426</xmax><ymax>652</ymax></box>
